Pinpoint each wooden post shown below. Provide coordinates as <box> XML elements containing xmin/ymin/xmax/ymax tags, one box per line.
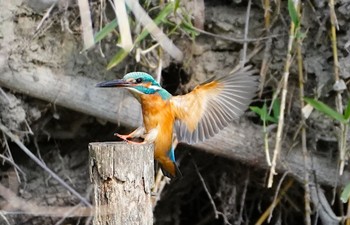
<box><xmin>89</xmin><ymin>142</ymin><xmax>154</xmax><ymax>225</ymax></box>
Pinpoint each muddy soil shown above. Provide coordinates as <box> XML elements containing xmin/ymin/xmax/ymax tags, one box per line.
<box><xmin>1</xmin><ymin>0</ymin><xmax>350</xmax><ymax>224</ymax></box>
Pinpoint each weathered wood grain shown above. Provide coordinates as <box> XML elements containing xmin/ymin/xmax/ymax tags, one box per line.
<box><xmin>0</xmin><ymin>68</ymin><xmax>142</xmax><ymax>128</ymax></box>
<box><xmin>89</xmin><ymin>142</ymin><xmax>154</xmax><ymax>225</ymax></box>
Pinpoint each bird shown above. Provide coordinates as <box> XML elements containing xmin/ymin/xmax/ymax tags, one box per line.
<box><xmin>96</xmin><ymin>66</ymin><xmax>258</xmax><ymax>178</ymax></box>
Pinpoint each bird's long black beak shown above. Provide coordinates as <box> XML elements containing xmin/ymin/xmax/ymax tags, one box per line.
<box><xmin>96</xmin><ymin>79</ymin><xmax>132</xmax><ymax>88</ymax></box>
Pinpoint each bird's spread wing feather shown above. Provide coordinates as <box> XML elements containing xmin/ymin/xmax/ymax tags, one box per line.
<box><xmin>170</xmin><ymin>66</ymin><xmax>259</xmax><ymax>144</ymax></box>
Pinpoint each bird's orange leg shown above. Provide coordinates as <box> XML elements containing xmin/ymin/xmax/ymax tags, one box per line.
<box><xmin>114</xmin><ymin>127</ymin><xmax>145</xmax><ymax>141</ymax></box>
<box><xmin>117</xmin><ymin>127</ymin><xmax>158</xmax><ymax>145</ymax></box>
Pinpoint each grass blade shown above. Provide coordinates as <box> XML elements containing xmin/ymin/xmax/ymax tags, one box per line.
<box><xmin>125</xmin><ymin>0</ymin><xmax>183</xmax><ymax>62</ymax></box>
<box><xmin>135</xmin><ymin>2</ymin><xmax>174</xmax><ymax>43</ymax></box>
<box><xmin>94</xmin><ymin>19</ymin><xmax>118</xmax><ymax>43</ymax></box>
<box><xmin>341</xmin><ymin>183</ymin><xmax>350</xmax><ymax>203</ymax></box>
<box><xmin>107</xmin><ymin>49</ymin><xmax>129</xmax><ymax>70</ymax></box>
<box><xmin>304</xmin><ymin>97</ymin><xmax>346</xmax><ymax>123</ymax></box>
<box><xmin>272</xmin><ymin>98</ymin><xmax>280</xmax><ymax>122</ymax></box>
<box><xmin>344</xmin><ymin>101</ymin><xmax>350</xmax><ymax>120</ymax></box>
<box><xmin>113</xmin><ymin>0</ymin><xmax>133</xmax><ymax>50</ymax></box>
<box><xmin>288</xmin><ymin>0</ymin><xmax>299</xmax><ymax>27</ymax></box>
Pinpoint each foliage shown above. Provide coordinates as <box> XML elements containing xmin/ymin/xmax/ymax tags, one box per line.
<box><xmin>250</xmin><ymin>99</ymin><xmax>280</xmax><ymax>124</ymax></box>
<box><xmin>305</xmin><ymin>97</ymin><xmax>350</xmax><ymax>203</ymax></box>
<box><xmin>304</xmin><ymin>98</ymin><xmax>350</xmax><ymax>123</ymax></box>
<box><xmin>287</xmin><ymin>0</ymin><xmax>299</xmax><ymax>28</ymax></box>
<box><xmin>93</xmin><ymin>1</ymin><xmax>198</xmax><ymax>70</ymax></box>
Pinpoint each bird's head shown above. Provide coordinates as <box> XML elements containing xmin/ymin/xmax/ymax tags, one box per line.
<box><xmin>96</xmin><ymin>72</ymin><xmax>171</xmax><ymax>100</ymax></box>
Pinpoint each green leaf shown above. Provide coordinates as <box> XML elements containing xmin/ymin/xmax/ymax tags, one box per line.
<box><xmin>180</xmin><ymin>19</ymin><xmax>200</xmax><ymax>38</ymax></box>
<box><xmin>295</xmin><ymin>30</ymin><xmax>306</xmax><ymax>40</ymax></box>
<box><xmin>134</xmin><ymin>2</ymin><xmax>174</xmax><ymax>43</ymax></box>
<box><xmin>344</xmin><ymin>101</ymin><xmax>350</xmax><ymax>120</ymax></box>
<box><xmin>94</xmin><ymin>19</ymin><xmax>118</xmax><ymax>43</ymax></box>
<box><xmin>288</xmin><ymin>0</ymin><xmax>299</xmax><ymax>27</ymax></box>
<box><xmin>272</xmin><ymin>98</ymin><xmax>280</xmax><ymax>122</ymax></box>
<box><xmin>174</xmin><ymin>0</ymin><xmax>180</xmax><ymax>12</ymax></box>
<box><xmin>261</xmin><ymin>103</ymin><xmax>268</xmax><ymax>120</ymax></box>
<box><xmin>341</xmin><ymin>183</ymin><xmax>350</xmax><ymax>203</ymax></box>
<box><xmin>266</xmin><ymin>115</ymin><xmax>278</xmax><ymax>124</ymax></box>
<box><xmin>250</xmin><ymin>106</ymin><xmax>263</xmax><ymax>117</ymax></box>
<box><xmin>304</xmin><ymin>97</ymin><xmax>346</xmax><ymax>123</ymax></box>
<box><xmin>105</xmin><ymin>2</ymin><xmax>176</xmax><ymax>70</ymax></box>
<box><xmin>251</xmin><ymin>103</ymin><xmax>277</xmax><ymax>124</ymax></box>
<box><xmin>107</xmin><ymin>49</ymin><xmax>129</xmax><ymax>70</ymax></box>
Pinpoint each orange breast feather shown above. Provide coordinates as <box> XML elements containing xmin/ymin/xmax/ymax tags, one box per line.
<box><xmin>140</xmin><ymin>94</ymin><xmax>174</xmax><ymax>159</ymax></box>
<box><xmin>140</xmin><ymin>93</ymin><xmax>178</xmax><ymax>176</ymax></box>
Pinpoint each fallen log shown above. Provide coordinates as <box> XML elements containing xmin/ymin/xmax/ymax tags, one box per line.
<box><xmin>0</xmin><ymin>65</ymin><xmax>142</xmax><ymax>128</ymax></box>
<box><xmin>0</xmin><ymin>68</ymin><xmax>348</xmax><ymax>187</ymax></box>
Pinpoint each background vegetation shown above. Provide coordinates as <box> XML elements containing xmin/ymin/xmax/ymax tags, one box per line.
<box><xmin>1</xmin><ymin>0</ymin><xmax>350</xmax><ymax>224</ymax></box>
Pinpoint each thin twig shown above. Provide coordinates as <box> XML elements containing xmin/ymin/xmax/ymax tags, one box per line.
<box><xmin>259</xmin><ymin>38</ymin><xmax>272</xmax><ymax>98</ymax></box>
<box><xmin>152</xmin><ymin>169</ymin><xmax>170</xmax><ymax>209</ymax></box>
<box><xmin>268</xmin><ymin>0</ymin><xmax>299</xmax><ymax>188</ymax></box>
<box><xmin>192</xmin><ymin>160</ymin><xmax>231</xmax><ymax>224</ymax></box>
<box><xmin>263</xmin><ymin>0</ymin><xmax>271</xmax><ymax>29</ymax></box>
<box><xmin>240</xmin><ymin>0</ymin><xmax>252</xmax><ymax>68</ymax></box>
<box><xmin>328</xmin><ymin>0</ymin><xmax>346</xmax><ymax>176</ymax></box>
<box><xmin>259</xmin><ymin>0</ymin><xmax>273</xmax><ymax>98</ymax></box>
<box><xmin>0</xmin><ymin>183</ymin><xmax>122</xmax><ymax>218</ymax></box>
<box><xmin>236</xmin><ymin>170</ymin><xmax>249</xmax><ymax>225</ymax></box>
<box><xmin>191</xmin><ymin>25</ymin><xmax>284</xmax><ymax>43</ymax></box>
<box><xmin>35</xmin><ymin>3</ymin><xmax>57</xmax><ymax>32</ymax></box>
<box><xmin>310</xmin><ymin>184</ymin><xmax>341</xmax><ymax>224</ymax></box>
<box><xmin>193</xmin><ymin>161</ymin><xmax>219</xmax><ymax>219</ymax></box>
<box><xmin>0</xmin><ymin>123</ymin><xmax>92</xmax><ymax>207</ymax></box>
<box><xmin>97</xmin><ymin>0</ymin><xmax>106</xmax><ymax>58</ymax></box>
<box><xmin>1</xmin><ymin>132</ymin><xmax>23</xmax><ymax>183</ymax></box>
<box><xmin>0</xmin><ymin>212</ymin><xmax>10</xmax><ymax>225</ymax></box>
<box><xmin>347</xmin><ymin>200</ymin><xmax>350</xmax><ymax>225</ymax></box>
<box><xmin>125</xmin><ymin>0</ymin><xmax>183</xmax><ymax>61</ymax></box>
<box><xmin>156</xmin><ymin>47</ymin><xmax>163</xmax><ymax>84</ymax></box>
<box><xmin>0</xmin><ymin>154</ymin><xmax>26</xmax><ymax>180</ymax></box>
<box><xmin>296</xmin><ymin>15</ymin><xmax>312</xmax><ymax>224</ymax></box>
<box><xmin>54</xmin><ymin>204</ymin><xmax>82</xmax><ymax>225</ymax></box>
<box><xmin>0</xmin><ymin>88</ymin><xmax>11</xmax><ymax>103</ymax></box>
<box><xmin>256</xmin><ymin>176</ymin><xmax>293</xmax><ymax>225</ymax></box>
<box><xmin>268</xmin><ymin>172</ymin><xmax>290</xmax><ymax>222</ymax></box>
<box><xmin>230</xmin><ymin>44</ymin><xmax>264</xmax><ymax>74</ymax></box>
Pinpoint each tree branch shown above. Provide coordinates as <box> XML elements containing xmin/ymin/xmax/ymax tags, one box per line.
<box><xmin>0</xmin><ymin>67</ymin><xmax>348</xmax><ymax>187</ymax></box>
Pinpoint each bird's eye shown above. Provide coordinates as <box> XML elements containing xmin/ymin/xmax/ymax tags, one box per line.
<box><xmin>135</xmin><ymin>78</ymin><xmax>143</xmax><ymax>83</ymax></box>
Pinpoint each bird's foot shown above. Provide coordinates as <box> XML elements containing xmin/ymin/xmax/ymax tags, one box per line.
<box><xmin>126</xmin><ymin>140</ymin><xmax>146</xmax><ymax>145</ymax></box>
<box><xmin>114</xmin><ymin>133</ymin><xmax>130</xmax><ymax>141</ymax></box>
<box><xmin>114</xmin><ymin>133</ymin><xmax>145</xmax><ymax>144</ymax></box>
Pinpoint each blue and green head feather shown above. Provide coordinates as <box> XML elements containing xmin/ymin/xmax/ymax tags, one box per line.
<box><xmin>96</xmin><ymin>72</ymin><xmax>172</xmax><ymax>100</ymax></box>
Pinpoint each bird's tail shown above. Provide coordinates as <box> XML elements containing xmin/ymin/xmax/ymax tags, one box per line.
<box><xmin>157</xmin><ymin>147</ymin><xmax>182</xmax><ymax>179</ymax></box>
<box><xmin>160</xmin><ymin>160</ymin><xmax>182</xmax><ymax>179</ymax></box>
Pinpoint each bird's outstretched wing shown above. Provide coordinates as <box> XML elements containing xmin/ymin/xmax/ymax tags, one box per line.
<box><xmin>170</xmin><ymin>66</ymin><xmax>259</xmax><ymax>144</ymax></box>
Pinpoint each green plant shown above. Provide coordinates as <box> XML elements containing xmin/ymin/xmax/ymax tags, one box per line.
<box><xmin>251</xmin><ymin>100</ymin><xmax>280</xmax><ymax>124</ymax></box>
<box><xmin>341</xmin><ymin>183</ymin><xmax>350</xmax><ymax>203</ymax></box>
<box><xmin>304</xmin><ymin>98</ymin><xmax>350</xmax><ymax>123</ymax></box>
<box><xmin>304</xmin><ymin>98</ymin><xmax>350</xmax><ymax>202</ymax></box>
<box><xmin>94</xmin><ymin>1</ymin><xmax>198</xmax><ymax>70</ymax></box>
<box><xmin>250</xmin><ymin>99</ymin><xmax>280</xmax><ymax>166</ymax></box>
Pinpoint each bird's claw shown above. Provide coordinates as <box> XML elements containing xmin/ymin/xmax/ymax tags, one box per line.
<box><xmin>114</xmin><ymin>133</ymin><xmax>130</xmax><ymax>141</ymax></box>
<box><xmin>114</xmin><ymin>133</ymin><xmax>145</xmax><ymax>145</ymax></box>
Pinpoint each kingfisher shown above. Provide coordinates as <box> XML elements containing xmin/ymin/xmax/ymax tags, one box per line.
<box><xmin>96</xmin><ymin>66</ymin><xmax>258</xmax><ymax>178</ymax></box>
